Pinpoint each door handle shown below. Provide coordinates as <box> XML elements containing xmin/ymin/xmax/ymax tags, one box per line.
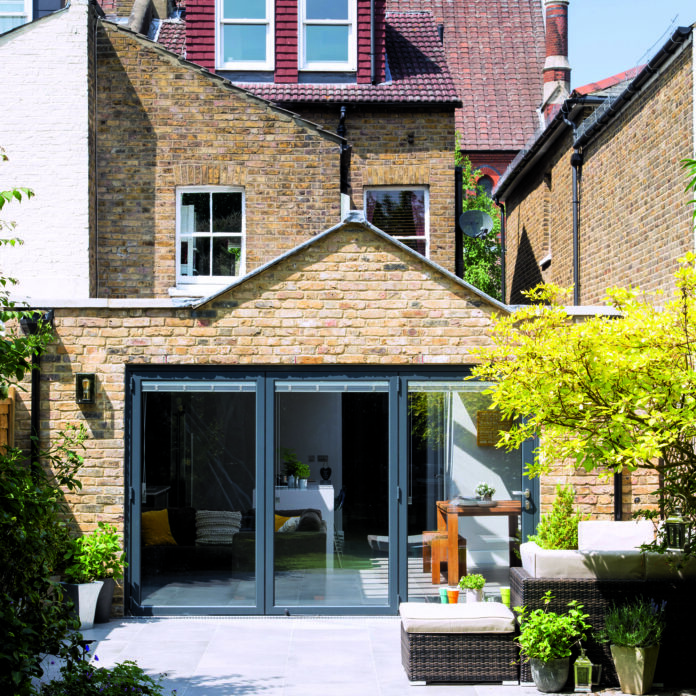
<box><xmin>512</xmin><ymin>489</ymin><xmax>531</xmax><ymax>511</ymax></box>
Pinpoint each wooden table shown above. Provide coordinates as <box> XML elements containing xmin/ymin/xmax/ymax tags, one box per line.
<box><xmin>436</xmin><ymin>499</ymin><xmax>522</xmax><ymax>586</ymax></box>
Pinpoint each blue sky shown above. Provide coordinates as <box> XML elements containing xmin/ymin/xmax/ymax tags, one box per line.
<box><xmin>567</xmin><ymin>1</ymin><xmax>696</xmax><ymax>89</ymax></box>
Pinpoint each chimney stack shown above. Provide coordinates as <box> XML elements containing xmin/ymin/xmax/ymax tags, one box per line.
<box><xmin>541</xmin><ymin>0</ymin><xmax>571</xmax><ymax>122</ymax></box>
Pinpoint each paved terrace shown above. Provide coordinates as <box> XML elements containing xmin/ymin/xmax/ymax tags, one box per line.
<box><xmin>36</xmin><ymin>616</ymin><xmax>696</xmax><ymax>696</ymax></box>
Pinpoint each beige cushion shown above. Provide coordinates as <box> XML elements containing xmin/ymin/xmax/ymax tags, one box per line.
<box><xmin>399</xmin><ymin>601</ymin><xmax>515</xmax><ymax>633</ymax></box>
<box><xmin>578</xmin><ymin>521</ymin><xmax>654</xmax><ymax>551</ymax></box>
<box><xmin>521</xmin><ymin>541</ymin><xmax>644</xmax><ymax>579</ymax></box>
<box><xmin>644</xmin><ymin>552</ymin><xmax>696</xmax><ymax>579</ymax></box>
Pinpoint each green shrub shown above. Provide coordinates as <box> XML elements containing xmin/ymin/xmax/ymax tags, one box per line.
<box><xmin>599</xmin><ymin>598</ymin><xmax>666</xmax><ymax>648</ymax></box>
<box><xmin>41</xmin><ymin>657</ymin><xmax>173</xmax><ymax>696</ymax></box>
<box><xmin>515</xmin><ymin>591</ymin><xmax>591</xmax><ymax>663</ymax></box>
<box><xmin>0</xmin><ymin>426</ymin><xmax>87</xmax><ymax>695</ymax></box>
<box><xmin>528</xmin><ymin>484</ymin><xmax>586</xmax><ymax>550</ymax></box>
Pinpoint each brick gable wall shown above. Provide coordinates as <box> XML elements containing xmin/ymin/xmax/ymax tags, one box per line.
<box><xmin>96</xmin><ymin>23</ymin><xmax>342</xmax><ymax>298</ymax></box>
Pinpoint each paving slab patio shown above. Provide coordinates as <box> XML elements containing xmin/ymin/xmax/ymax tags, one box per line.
<box><xmin>38</xmin><ymin>616</ymin><xmax>696</xmax><ymax>696</ymax></box>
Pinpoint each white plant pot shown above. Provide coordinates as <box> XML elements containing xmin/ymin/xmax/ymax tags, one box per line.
<box><xmin>61</xmin><ymin>580</ymin><xmax>104</xmax><ymax>630</ymax></box>
<box><xmin>465</xmin><ymin>588</ymin><xmax>484</xmax><ymax>602</ymax></box>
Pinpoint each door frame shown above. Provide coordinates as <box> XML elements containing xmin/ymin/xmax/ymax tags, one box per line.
<box><xmin>125</xmin><ymin>365</ymin><xmax>535</xmax><ymax>616</ymax></box>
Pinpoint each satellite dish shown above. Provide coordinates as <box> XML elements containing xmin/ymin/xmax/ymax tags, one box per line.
<box><xmin>459</xmin><ymin>210</ymin><xmax>494</xmax><ymax>238</ymax></box>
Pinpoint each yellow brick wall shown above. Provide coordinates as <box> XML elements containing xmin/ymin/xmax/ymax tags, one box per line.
<box><xmin>504</xmin><ymin>48</ymin><xmax>694</xmax><ymax>305</ymax></box>
<box><xmin>95</xmin><ymin>24</ymin><xmax>342</xmax><ymax>298</ymax></box>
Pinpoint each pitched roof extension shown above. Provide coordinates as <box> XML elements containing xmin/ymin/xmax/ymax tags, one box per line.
<box><xmin>237</xmin><ymin>12</ymin><xmax>460</xmax><ymax>106</ymax></box>
<box><xmin>385</xmin><ymin>0</ymin><xmax>545</xmax><ymax>150</ymax></box>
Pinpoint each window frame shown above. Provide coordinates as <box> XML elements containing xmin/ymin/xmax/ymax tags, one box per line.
<box><xmin>298</xmin><ymin>0</ymin><xmax>357</xmax><ymax>72</ymax></box>
<box><xmin>0</xmin><ymin>0</ymin><xmax>31</xmax><ymax>33</ymax></box>
<box><xmin>216</xmin><ymin>0</ymin><xmax>275</xmax><ymax>71</ymax></box>
<box><xmin>364</xmin><ymin>186</ymin><xmax>430</xmax><ymax>258</ymax></box>
<box><xmin>176</xmin><ymin>186</ymin><xmax>246</xmax><ymax>287</ymax></box>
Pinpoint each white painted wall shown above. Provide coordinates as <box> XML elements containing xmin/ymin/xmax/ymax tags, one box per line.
<box><xmin>0</xmin><ymin>0</ymin><xmax>91</xmax><ymax>302</ymax></box>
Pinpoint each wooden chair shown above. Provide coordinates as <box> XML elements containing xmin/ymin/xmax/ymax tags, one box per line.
<box><xmin>422</xmin><ymin>531</ymin><xmax>467</xmax><ymax>584</ymax></box>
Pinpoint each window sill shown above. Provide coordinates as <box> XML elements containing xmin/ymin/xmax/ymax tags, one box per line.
<box><xmin>169</xmin><ymin>283</ymin><xmax>235</xmax><ymax>299</ymax></box>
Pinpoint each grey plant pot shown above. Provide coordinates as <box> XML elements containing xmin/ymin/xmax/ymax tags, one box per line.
<box><xmin>611</xmin><ymin>644</ymin><xmax>660</xmax><ymax>695</ymax></box>
<box><xmin>529</xmin><ymin>657</ymin><xmax>570</xmax><ymax>693</ymax></box>
<box><xmin>62</xmin><ymin>580</ymin><xmax>104</xmax><ymax>630</ymax></box>
<box><xmin>94</xmin><ymin>577</ymin><xmax>116</xmax><ymax>623</ymax></box>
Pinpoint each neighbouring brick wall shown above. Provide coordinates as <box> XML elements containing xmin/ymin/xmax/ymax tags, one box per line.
<box><xmin>96</xmin><ymin>22</ymin><xmax>342</xmax><ymax>298</ymax></box>
<box><xmin>576</xmin><ymin>47</ymin><xmax>694</xmax><ymax>304</ymax></box>
<box><xmin>504</xmin><ymin>46</ymin><xmax>694</xmax><ymax>306</ymax></box>
<box><xmin>291</xmin><ymin>105</ymin><xmax>456</xmax><ymax>273</ymax></box>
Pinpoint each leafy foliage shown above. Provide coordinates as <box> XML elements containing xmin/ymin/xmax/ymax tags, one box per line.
<box><xmin>471</xmin><ymin>255</ymin><xmax>696</xmax><ymax>559</ymax></box>
<box><xmin>0</xmin><ymin>427</ymin><xmax>87</xmax><ymax>694</ymax></box>
<box><xmin>455</xmin><ymin>145</ymin><xmax>502</xmax><ymax>300</ymax></box>
<box><xmin>683</xmin><ymin>157</ymin><xmax>696</xmax><ymax>230</ymax></box>
<box><xmin>458</xmin><ymin>573</ymin><xmax>486</xmax><ymax>590</ymax></box>
<box><xmin>62</xmin><ymin>522</ymin><xmax>127</xmax><ymax>584</ymax></box>
<box><xmin>515</xmin><ymin>591</ymin><xmax>591</xmax><ymax>663</ymax></box>
<box><xmin>41</xmin><ymin>656</ymin><xmax>173</xmax><ymax>696</ymax></box>
<box><xmin>599</xmin><ymin>599</ymin><xmax>666</xmax><ymax>648</ymax></box>
<box><xmin>528</xmin><ymin>485</ymin><xmax>586</xmax><ymax>550</ymax></box>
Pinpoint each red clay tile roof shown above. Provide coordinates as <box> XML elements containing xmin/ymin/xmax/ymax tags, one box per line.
<box><xmin>237</xmin><ymin>12</ymin><xmax>460</xmax><ymax>105</ymax></box>
<box><xmin>386</xmin><ymin>0</ymin><xmax>545</xmax><ymax>151</ymax></box>
<box><xmin>154</xmin><ymin>19</ymin><xmax>187</xmax><ymax>56</ymax></box>
<box><xmin>571</xmin><ymin>66</ymin><xmax>644</xmax><ymax>97</ymax></box>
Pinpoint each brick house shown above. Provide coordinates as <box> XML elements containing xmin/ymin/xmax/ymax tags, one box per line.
<box><xmin>494</xmin><ymin>19</ymin><xmax>695</xmax><ymax>520</ymax></box>
<box><xmin>0</xmin><ymin>0</ymin><xmax>549</xmax><ymax>617</ymax></box>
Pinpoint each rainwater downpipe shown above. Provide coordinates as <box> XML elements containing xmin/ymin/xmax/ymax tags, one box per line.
<box><xmin>569</xmin><ymin>149</ymin><xmax>583</xmax><ymax>306</ymax></box>
<box><xmin>369</xmin><ymin>0</ymin><xmax>375</xmax><ymax>84</ymax></box>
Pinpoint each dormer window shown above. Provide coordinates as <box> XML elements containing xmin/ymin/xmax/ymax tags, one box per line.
<box><xmin>217</xmin><ymin>0</ymin><xmax>274</xmax><ymax>70</ymax></box>
<box><xmin>299</xmin><ymin>0</ymin><xmax>356</xmax><ymax>71</ymax></box>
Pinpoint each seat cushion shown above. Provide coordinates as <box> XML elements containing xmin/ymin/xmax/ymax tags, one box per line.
<box><xmin>578</xmin><ymin>520</ymin><xmax>654</xmax><ymax>551</ymax></box>
<box><xmin>399</xmin><ymin>602</ymin><xmax>515</xmax><ymax>633</ymax></box>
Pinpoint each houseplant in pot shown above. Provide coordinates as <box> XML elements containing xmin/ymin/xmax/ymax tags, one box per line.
<box><xmin>515</xmin><ymin>591</ymin><xmax>591</xmax><ymax>693</ymax></box>
<box><xmin>61</xmin><ymin>523</ymin><xmax>127</xmax><ymax>628</ymax></box>
<box><xmin>598</xmin><ymin>598</ymin><xmax>666</xmax><ymax>695</ymax></box>
<box><xmin>458</xmin><ymin>573</ymin><xmax>486</xmax><ymax>602</ymax></box>
<box><xmin>281</xmin><ymin>447</ymin><xmax>303</xmax><ymax>487</ymax></box>
<box><xmin>295</xmin><ymin>462</ymin><xmax>311</xmax><ymax>489</ymax></box>
<box><xmin>475</xmin><ymin>481</ymin><xmax>495</xmax><ymax>502</ymax></box>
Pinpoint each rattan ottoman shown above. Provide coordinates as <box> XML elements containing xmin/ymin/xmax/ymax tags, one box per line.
<box><xmin>399</xmin><ymin>602</ymin><xmax>519</xmax><ymax>683</ymax></box>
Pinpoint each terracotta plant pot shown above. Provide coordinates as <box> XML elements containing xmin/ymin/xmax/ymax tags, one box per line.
<box><xmin>611</xmin><ymin>644</ymin><xmax>660</xmax><ymax>695</ymax></box>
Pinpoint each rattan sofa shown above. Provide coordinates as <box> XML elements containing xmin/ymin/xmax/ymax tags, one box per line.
<box><xmin>513</xmin><ymin>522</ymin><xmax>696</xmax><ymax>688</ymax></box>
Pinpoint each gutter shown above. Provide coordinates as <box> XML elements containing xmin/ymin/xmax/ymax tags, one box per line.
<box><xmin>574</xmin><ymin>26</ymin><xmax>693</xmax><ymax>149</ymax></box>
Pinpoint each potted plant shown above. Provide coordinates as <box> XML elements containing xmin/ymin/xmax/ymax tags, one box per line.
<box><xmin>295</xmin><ymin>462</ymin><xmax>311</xmax><ymax>489</ymax></box>
<box><xmin>528</xmin><ymin>484</ymin><xmax>586</xmax><ymax>550</ymax></box>
<box><xmin>515</xmin><ymin>591</ymin><xmax>591</xmax><ymax>693</ymax></box>
<box><xmin>281</xmin><ymin>447</ymin><xmax>303</xmax><ymax>487</ymax></box>
<box><xmin>458</xmin><ymin>573</ymin><xmax>486</xmax><ymax>602</ymax></box>
<box><xmin>61</xmin><ymin>522</ymin><xmax>127</xmax><ymax>628</ymax></box>
<box><xmin>598</xmin><ymin>598</ymin><xmax>666</xmax><ymax>695</ymax></box>
<box><xmin>475</xmin><ymin>481</ymin><xmax>495</xmax><ymax>501</ymax></box>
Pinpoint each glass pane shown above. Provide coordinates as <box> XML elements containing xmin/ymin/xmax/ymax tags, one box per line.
<box><xmin>397</xmin><ymin>238</ymin><xmax>426</xmax><ymax>255</ymax></box>
<box><xmin>305</xmin><ymin>0</ymin><xmax>348</xmax><ymax>20</ymax></box>
<box><xmin>192</xmin><ymin>236</ymin><xmax>211</xmax><ymax>276</ymax></box>
<box><xmin>274</xmin><ymin>381</ymin><xmax>390</xmax><ymax>608</ymax></box>
<box><xmin>212</xmin><ymin>237</ymin><xmax>241</xmax><ymax>276</ymax></box>
<box><xmin>223</xmin><ymin>0</ymin><xmax>266</xmax><ymax>20</ymax></box>
<box><xmin>406</xmin><ymin>382</ymin><xmax>522</xmax><ymax>603</ymax></box>
<box><xmin>212</xmin><ymin>192</ymin><xmax>242</xmax><ymax>233</ymax></box>
<box><xmin>222</xmin><ymin>24</ymin><xmax>267</xmax><ymax>62</ymax></box>
<box><xmin>140</xmin><ymin>389</ymin><xmax>257</xmax><ymax>608</ymax></box>
<box><xmin>0</xmin><ymin>1</ymin><xmax>26</xmax><ymax>11</ymax></box>
<box><xmin>305</xmin><ymin>25</ymin><xmax>349</xmax><ymax>63</ymax></box>
<box><xmin>181</xmin><ymin>192</ymin><xmax>210</xmax><ymax>233</ymax></box>
<box><xmin>365</xmin><ymin>190</ymin><xmax>426</xmax><ymax>238</ymax></box>
<box><xmin>0</xmin><ymin>14</ymin><xmax>26</xmax><ymax>32</ymax></box>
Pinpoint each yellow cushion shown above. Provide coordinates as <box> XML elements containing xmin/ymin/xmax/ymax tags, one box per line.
<box><xmin>274</xmin><ymin>514</ymin><xmax>291</xmax><ymax>532</ymax></box>
<box><xmin>142</xmin><ymin>509</ymin><xmax>177</xmax><ymax>546</ymax></box>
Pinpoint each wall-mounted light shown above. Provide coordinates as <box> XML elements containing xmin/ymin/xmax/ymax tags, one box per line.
<box><xmin>76</xmin><ymin>373</ymin><xmax>96</xmax><ymax>404</ymax></box>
